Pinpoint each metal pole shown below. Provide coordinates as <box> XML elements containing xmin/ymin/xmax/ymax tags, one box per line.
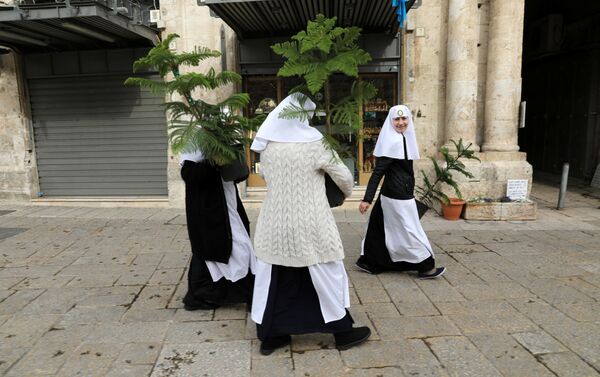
<box><xmin>557</xmin><ymin>162</ymin><xmax>569</xmax><ymax>209</ymax></box>
<box><xmin>519</xmin><ymin>101</ymin><xmax>526</xmax><ymax>129</ymax></box>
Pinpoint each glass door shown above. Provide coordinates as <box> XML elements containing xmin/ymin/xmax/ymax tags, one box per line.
<box><xmin>358</xmin><ymin>74</ymin><xmax>397</xmax><ymax>185</ymax></box>
<box><xmin>244</xmin><ymin>76</ymin><xmax>279</xmax><ymax>187</ymax></box>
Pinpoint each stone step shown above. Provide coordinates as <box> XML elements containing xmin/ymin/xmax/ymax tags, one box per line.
<box><xmin>242</xmin><ymin>186</ymin><xmax>369</xmax><ymax>203</ymax></box>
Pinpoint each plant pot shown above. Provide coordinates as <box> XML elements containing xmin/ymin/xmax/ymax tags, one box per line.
<box><xmin>441</xmin><ymin>198</ymin><xmax>465</xmax><ymax>220</ymax></box>
<box><xmin>415</xmin><ymin>200</ymin><xmax>429</xmax><ymax>219</ymax></box>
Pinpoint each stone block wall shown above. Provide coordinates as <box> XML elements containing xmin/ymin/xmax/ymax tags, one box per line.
<box><xmin>159</xmin><ymin>1</ymin><xmax>238</xmax><ymax>207</ymax></box>
<box><xmin>0</xmin><ymin>53</ymin><xmax>38</xmax><ymax>201</ymax></box>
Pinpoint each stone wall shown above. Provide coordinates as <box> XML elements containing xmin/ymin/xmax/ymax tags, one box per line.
<box><xmin>402</xmin><ymin>0</ymin><xmax>448</xmax><ymax>157</ymax></box>
<box><xmin>406</xmin><ymin>0</ymin><xmax>533</xmax><ymax>202</ymax></box>
<box><xmin>159</xmin><ymin>1</ymin><xmax>238</xmax><ymax>207</ymax></box>
<box><xmin>0</xmin><ymin>1</ymin><xmax>534</xmax><ymax>206</ymax></box>
<box><xmin>0</xmin><ymin>53</ymin><xmax>38</xmax><ymax>201</ymax></box>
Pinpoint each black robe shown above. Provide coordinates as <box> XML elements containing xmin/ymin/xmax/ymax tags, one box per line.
<box><xmin>257</xmin><ymin>265</ymin><xmax>353</xmax><ymax>341</ymax></box>
<box><xmin>181</xmin><ymin>160</ymin><xmax>250</xmax><ymax>263</ymax></box>
<box><xmin>181</xmin><ymin>160</ymin><xmax>254</xmax><ymax>307</ymax></box>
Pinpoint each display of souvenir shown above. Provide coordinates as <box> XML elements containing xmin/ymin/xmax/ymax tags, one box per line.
<box><xmin>255</xmin><ymin>97</ymin><xmax>277</xmax><ymax>115</ymax></box>
<box><xmin>364</xmin><ymin>98</ymin><xmax>389</xmax><ymax>112</ymax></box>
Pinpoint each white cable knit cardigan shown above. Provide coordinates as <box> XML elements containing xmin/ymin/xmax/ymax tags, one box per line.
<box><xmin>253</xmin><ymin>140</ymin><xmax>354</xmax><ymax>267</ymax></box>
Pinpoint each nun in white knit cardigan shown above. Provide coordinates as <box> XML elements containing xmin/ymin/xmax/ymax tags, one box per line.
<box><xmin>250</xmin><ymin>93</ymin><xmax>371</xmax><ymax>355</ymax></box>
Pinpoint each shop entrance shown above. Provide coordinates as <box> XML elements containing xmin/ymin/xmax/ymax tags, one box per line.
<box><xmin>244</xmin><ymin>73</ymin><xmax>398</xmax><ymax>187</ymax></box>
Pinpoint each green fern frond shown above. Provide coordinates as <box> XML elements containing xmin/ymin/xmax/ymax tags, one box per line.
<box><xmin>124</xmin><ymin>77</ymin><xmax>167</xmax><ymax>95</ymax></box>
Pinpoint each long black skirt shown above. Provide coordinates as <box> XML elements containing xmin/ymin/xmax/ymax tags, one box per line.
<box><xmin>183</xmin><ymin>253</ymin><xmax>254</xmax><ymax>307</ymax></box>
<box><xmin>362</xmin><ymin>196</ymin><xmax>434</xmax><ymax>273</ymax></box>
<box><xmin>257</xmin><ymin>265</ymin><xmax>353</xmax><ymax>341</ymax></box>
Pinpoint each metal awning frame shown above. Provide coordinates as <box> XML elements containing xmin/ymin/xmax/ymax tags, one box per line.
<box><xmin>202</xmin><ymin>0</ymin><xmax>416</xmax><ymax>40</ymax></box>
<box><xmin>0</xmin><ymin>1</ymin><xmax>158</xmax><ymax>51</ymax></box>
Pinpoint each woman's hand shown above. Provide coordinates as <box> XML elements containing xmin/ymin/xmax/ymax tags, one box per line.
<box><xmin>358</xmin><ymin>201</ymin><xmax>371</xmax><ymax>214</ymax></box>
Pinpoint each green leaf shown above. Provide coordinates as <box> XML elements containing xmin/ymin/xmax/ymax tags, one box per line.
<box><xmin>124</xmin><ymin>77</ymin><xmax>167</xmax><ymax>95</ymax></box>
<box><xmin>126</xmin><ymin>34</ymin><xmax>263</xmax><ymax>165</ymax></box>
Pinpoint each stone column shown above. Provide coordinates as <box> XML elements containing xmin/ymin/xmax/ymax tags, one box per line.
<box><xmin>0</xmin><ymin>52</ymin><xmax>38</xmax><ymax>200</ymax></box>
<box><xmin>161</xmin><ymin>2</ymin><xmax>237</xmax><ymax>207</ymax></box>
<box><xmin>481</xmin><ymin>0</ymin><xmax>525</xmax><ymax>152</ymax></box>
<box><xmin>444</xmin><ymin>0</ymin><xmax>480</xmax><ymax>151</ymax></box>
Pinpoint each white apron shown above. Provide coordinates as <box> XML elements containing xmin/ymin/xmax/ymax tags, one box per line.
<box><xmin>361</xmin><ymin>196</ymin><xmax>433</xmax><ymax>264</ymax></box>
<box><xmin>205</xmin><ymin>180</ymin><xmax>256</xmax><ymax>282</ymax></box>
<box><xmin>251</xmin><ymin>259</ymin><xmax>350</xmax><ymax>324</ymax></box>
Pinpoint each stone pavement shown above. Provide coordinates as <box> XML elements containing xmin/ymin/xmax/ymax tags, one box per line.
<box><xmin>0</xmin><ymin>181</ymin><xmax>599</xmax><ymax>377</ymax></box>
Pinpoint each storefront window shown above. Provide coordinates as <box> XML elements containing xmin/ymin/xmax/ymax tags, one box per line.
<box><xmin>244</xmin><ymin>73</ymin><xmax>397</xmax><ymax>187</ymax></box>
<box><xmin>361</xmin><ymin>75</ymin><xmax>396</xmax><ymax>180</ymax></box>
<box><xmin>329</xmin><ymin>74</ymin><xmax>358</xmax><ymax>183</ymax></box>
<box><xmin>245</xmin><ymin>77</ymin><xmax>278</xmax><ymax>186</ymax></box>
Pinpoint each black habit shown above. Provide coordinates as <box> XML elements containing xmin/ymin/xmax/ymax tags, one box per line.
<box><xmin>181</xmin><ymin>160</ymin><xmax>253</xmax><ymax>308</ymax></box>
<box><xmin>181</xmin><ymin>160</ymin><xmax>250</xmax><ymax>263</ymax></box>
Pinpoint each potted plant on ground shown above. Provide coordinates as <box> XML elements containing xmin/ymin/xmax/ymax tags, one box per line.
<box><xmin>415</xmin><ymin>139</ymin><xmax>481</xmax><ymax>220</ymax></box>
<box><xmin>125</xmin><ymin>34</ymin><xmax>264</xmax><ymax>181</ymax></box>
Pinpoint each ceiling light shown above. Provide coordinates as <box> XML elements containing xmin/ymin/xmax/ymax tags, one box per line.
<box><xmin>61</xmin><ymin>22</ymin><xmax>116</xmax><ymax>43</ymax></box>
<box><xmin>0</xmin><ymin>30</ymin><xmax>48</xmax><ymax>46</ymax></box>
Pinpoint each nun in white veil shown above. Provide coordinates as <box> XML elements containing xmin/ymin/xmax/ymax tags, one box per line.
<box><xmin>356</xmin><ymin>105</ymin><xmax>445</xmax><ymax>278</ymax></box>
<box><xmin>249</xmin><ymin>93</ymin><xmax>371</xmax><ymax>355</ymax></box>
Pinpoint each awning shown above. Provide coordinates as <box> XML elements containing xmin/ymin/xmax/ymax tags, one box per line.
<box><xmin>0</xmin><ymin>1</ymin><xmax>159</xmax><ymax>52</ymax></box>
<box><xmin>203</xmin><ymin>0</ymin><xmax>416</xmax><ymax>39</ymax></box>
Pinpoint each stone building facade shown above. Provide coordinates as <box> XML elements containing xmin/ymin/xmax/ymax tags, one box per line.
<box><xmin>0</xmin><ymin>0</ymin><xmax>532</xmax><ymax>206</ymax></box>
<box><xmin>403</xmin><ymin>0</ymin><xmax>532</xmax><ymax>200</ymax></box>
<box><xmin>0</xmin><ymin>53</ymin><xmax>38</xmax><ymax>201</ymax></box>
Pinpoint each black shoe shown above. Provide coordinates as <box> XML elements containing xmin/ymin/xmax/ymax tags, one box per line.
<box><xmin>417</xmin><ymin>267</ymin><xmax>446</xmax><ymax>279</ymax></box>
<box><xmin>183</xmin><ymin>299</ymin><xmax>219</xmax><ymax>311</ymax></box>
<box><xmin>355</xmin><ymin>257</ymin><xmax>380</xmax><ymax>275</ymax></box>
<box><xmin>334</xmin><ymin>326</ymin><xmax>371</xmax><ymax>350</ymax></box>
<box><xmin>260</xmin><ymin>335</ymin><xmax>291</xmax><ymax>356</ymax></box>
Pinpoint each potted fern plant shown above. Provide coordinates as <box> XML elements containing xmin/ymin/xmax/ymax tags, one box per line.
<box><xmin>125</xmin><ymin>34</ymin><xmax>263</xmax><ymax>181</ymax></box>
<box><xmin>271</xmin><ymin>14</ymin><xmax>377</xmax><ymax>153</ymax></box>
<box><xmin>415</xmin><ymin>139</ymin><xmax>481</xmax><ymax>220</ymax></box>
<box><xmin>270</xmin><ymin>15</ymin><xmax>377</xmax><ymax>206</ymax></box>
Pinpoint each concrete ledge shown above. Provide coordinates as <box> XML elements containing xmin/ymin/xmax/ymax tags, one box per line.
<box><xmin>29</xmin><ymin>197</ymin><xmax>169</xmax><ymax>208</ymax></box>
<box><xmin>463</xmin><ymin>200</ymin><xmax>537</xmax><ymax>221</ymax></box>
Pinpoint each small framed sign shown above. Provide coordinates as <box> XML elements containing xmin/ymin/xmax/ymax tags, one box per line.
<box><xmin>506</xmin><ymin>179</ymin><xmax>528</xmax><ymax>200</ymax></box>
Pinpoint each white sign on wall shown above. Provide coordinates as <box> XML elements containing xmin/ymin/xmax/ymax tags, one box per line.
<box><xmin>506</xmin><ymin>179</ymin><xmax>528</xmax><ymax>200</ymax></box>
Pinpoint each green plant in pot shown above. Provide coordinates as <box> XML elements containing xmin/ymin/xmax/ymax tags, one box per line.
<box><xmin>271</xmin><ymin>14</ymin><xmax>377</xmax><ymax>206</ymax></box>
<box><xmin>125</xmin><ymin>34</ymin><xmax>264</xmax><ymax>181</ymax></box>
<box><xmin>415</xmin><ymin>139</ymin><xmax>481</xmax><ymax>220</ymax></box>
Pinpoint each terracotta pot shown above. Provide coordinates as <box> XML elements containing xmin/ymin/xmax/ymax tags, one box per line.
<box><xmin>441</xmin><ymin>198</ymin><xmax>465</xmax><ymax>220</ymax></box>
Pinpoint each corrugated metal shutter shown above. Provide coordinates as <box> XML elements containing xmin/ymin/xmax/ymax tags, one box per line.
<box><xmin>30</xmin><ymin>74</ymin><xmax>168</xmax><ymax>197</ymax></box>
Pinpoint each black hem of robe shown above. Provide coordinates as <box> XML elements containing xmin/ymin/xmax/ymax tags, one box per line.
<box><xmin>256</xmin><ymin>265</ymin><xmax>353</xmax><ymax>341</ymax></box>
<box><xmin>182</xmin><ymin>160</ymin><xmax>252</xmax><ymax>263</ymax></box>
<box><xmin>362</xmin><ymin>195</ymin><xmax>434</xmax><ymax>273</ymax></box>
<box><xmin>183</xmin><ymin>253</ymin><xmax>254</xmax><ymax>306</ymax></box>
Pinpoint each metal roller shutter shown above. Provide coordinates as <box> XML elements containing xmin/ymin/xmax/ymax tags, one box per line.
<box><xmin>30</xmin><ymin>74</ymin><xmax>168</xmax><ymax>197</ymax></box>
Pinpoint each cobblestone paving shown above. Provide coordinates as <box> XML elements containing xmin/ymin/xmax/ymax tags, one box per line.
<box><xmin>0</xmin><ymin>183</ymin><xmax>599</xmax><ymax>376</ymax></box>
